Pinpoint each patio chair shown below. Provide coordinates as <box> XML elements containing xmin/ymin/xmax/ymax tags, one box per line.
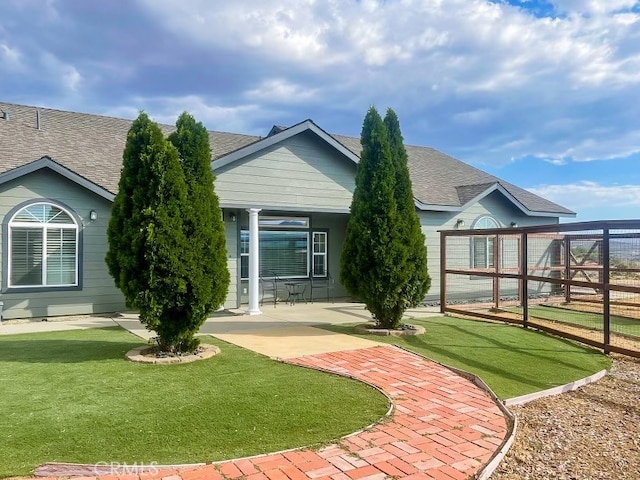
<box><xmin>309</xmin><ymin>271</ymin><xmax>335</xmax><ymax>303</ymax></box>
<box><xmin>260</xmin><ymin>271</ymin><xmax>281</xmax><ymax>307</ymax></box>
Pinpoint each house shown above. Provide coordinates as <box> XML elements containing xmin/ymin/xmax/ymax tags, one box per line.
<box><xmin>0</xmin><ymin>102</ymin><xmax>575</xmax><ymax>320</ymax></box>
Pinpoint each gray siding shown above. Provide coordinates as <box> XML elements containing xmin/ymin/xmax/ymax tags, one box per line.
<box><xmin>223</xmin><ymin>210</ymin><xmax>239</xmax><ymax>309</ymax></box>
<box><xmin>422</xmin><ymin>191</ymin><xmax>560</xmax><ymax>302</ymax></box>
<box><xmin>312</xmin><ymin>212</ymin><xmax>349</xmax><ymax>299</ymax></box>
<box><xmin>215</xmin><ymin>131</ymin><xmax>356</xmax><ymax>212</ymax></box>
<box><xmin>0</xmin><ymin>169</ymin><xmax>125</xmax><ymax>319</ymax></box>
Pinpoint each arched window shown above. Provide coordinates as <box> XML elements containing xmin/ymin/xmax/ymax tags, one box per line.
<box><xmin>8</xmin><ymin>202</ymin><xmax>79</xmax><ymax>287</ymax></box>
<box><xmin>472</xmin><ymin>216</ymin><xmax>499</xmax><ymax>269</ymax></box>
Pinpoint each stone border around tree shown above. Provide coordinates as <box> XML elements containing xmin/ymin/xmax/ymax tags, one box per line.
<box><xmin>354</xmin><ymin>322</ymin><xmax>426</xmax><ymax>336</ymax></box>
<box><xmin>125</xmin><ymin>343</ymin><xmax>221</xmax><ymax>364</ymax></box>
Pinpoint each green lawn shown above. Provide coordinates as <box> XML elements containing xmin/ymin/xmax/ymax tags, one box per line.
<box><xmin>322</xmin><ymin>316</ymin><xmax>610</xmax><ymax>399</ymax></box>
<box><xmin>523</xmin><ymin>305</ymin><xmax>640</xmax><ymax>338</ymax></box>
<box><xmin>0</xmin><ymin>327</ymin><xmax>388</xmax><ymax>478</ymax></box>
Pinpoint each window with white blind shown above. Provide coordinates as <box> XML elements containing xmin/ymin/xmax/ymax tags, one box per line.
<box><xmin>241</xmin><ymin>230</ymin><xmax>309</xmax><ymax>279</ymax></box>
<box><xmin>471</xmin><ymin>216</ymin><xmax>498</xmax><ymax>269</ymax></box>
<box><xmin>239</xmin><ymin>215</ymin><xmax>328</xmax><ymax>280</ymax></box>
<box><xmin>8</xmin><ymin>202</ymin><xmax>79</xmax><ymax>288</ymax></box>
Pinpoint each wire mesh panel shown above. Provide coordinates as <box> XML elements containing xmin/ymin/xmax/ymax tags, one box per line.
<box><xmin>608</xmin><ymin>229</ymin><xmax>640</xmax><ymax>349</ymax></box>
<box><xmin>440</xmin><ymin>221</ymin><xmax>640</xmax><ymax>357</ymax></box>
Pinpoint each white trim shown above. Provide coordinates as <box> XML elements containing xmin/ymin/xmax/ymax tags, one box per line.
<box><xmin>220</xmin><ymin>203</ymin><xmax>351</xmax><ymax>214</ymax></box>
<box><xmin>8</xmin><ymin>202</ymin><xmax>79</xmax><ymax>288</ymax></box>
<box><xmin>212</xmin><ymin>120</ymin><xmax>360</xmax><ymax>171</ymax></box>
<box><xmin>470</xmin><ymin>216</ymin><xmax>499</xmax><ymax>270</ymax></box>
<box><xmin>0</xmin><ymin>157</ymin><xmax>115</xmax><ymax>201</ymax></box>
<box><xmin>312</xmin><ymin>231</ymin><xmax>328</xmax><ymax>277</ymax></box>
<box><xmin>245</xmin><ymin>208</ymin><xmax>262</xmax><ymax>315</ymax></box>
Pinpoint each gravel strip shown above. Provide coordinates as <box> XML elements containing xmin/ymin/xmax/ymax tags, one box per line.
<box><xmin>492</xmin><ymin>355</ymin><xmax>640</xmax><ymax>480</ymax></box>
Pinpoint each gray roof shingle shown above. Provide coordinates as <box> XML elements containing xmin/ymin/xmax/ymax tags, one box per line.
<box><xmin>0</xmin><ymin>102</ymin><xmax>574</xmax><ymax>216</ymax></box>
<box><xmin>0</xmin><ymin>102</ymin><xmax>259</xmax><ymax>194</ymax></box>
<box><xmin>333</xmin><ymin>134</ymin><xmax>574</xmax><ymax>215</ymax></box>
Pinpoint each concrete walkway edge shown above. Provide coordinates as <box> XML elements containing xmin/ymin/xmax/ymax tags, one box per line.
<box><xmin>503</xmin><ymin>369</ymin><xmax>608</xmax><ymax>406</ymax></box>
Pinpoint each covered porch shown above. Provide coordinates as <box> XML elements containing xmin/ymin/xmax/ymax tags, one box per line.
<box><xmin>224</xmin><ymin>208</ymin><xmax>350</xmax><ymax>314</ymax></box>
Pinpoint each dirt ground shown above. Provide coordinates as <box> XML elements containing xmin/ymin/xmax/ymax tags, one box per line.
<box><xmin>491</xmin><ymin>354</ymin><xmax>640</xmax><ymax>480</ymax></box>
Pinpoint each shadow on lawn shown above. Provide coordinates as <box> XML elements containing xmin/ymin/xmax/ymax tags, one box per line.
<box><xmin>438</xmin><ymin>321</ymin><xmax>602</xmax><ymax>372</ymax></box>
<box><xmin>0</xmin><ymin>338</ymin><xmax>140</xmax><ymax>363</ymax></box>
<box><xmin>399</xmin><ymin>334</ymin><xmax>558</xmax><ymax>392</ymax></box>
<box><xmin>325</xmin><ymin>319</ymin><xmax>604</xmax><ymax>394</ymax></box>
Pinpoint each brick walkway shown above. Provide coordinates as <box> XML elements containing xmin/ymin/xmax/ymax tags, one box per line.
<box><xmin>41</xmin><ymin>345</ymin><xmax>507</xmax><ymax>480</ymax></box>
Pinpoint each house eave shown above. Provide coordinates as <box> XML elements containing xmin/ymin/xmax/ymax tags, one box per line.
<box><xmin>415</xmin><ymin>183</ymin><xmax>576</xmax><ymax>218</ymax></box>
<box><xmin>220</xmin><ymin>202</ymin><xmax>350</xmax><ymax>214</ymax></box>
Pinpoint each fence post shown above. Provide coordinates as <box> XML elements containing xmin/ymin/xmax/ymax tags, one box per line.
<box><xmin>493</xmin><ymin>234</ymin><xmax>499</xmax><ymax>310</ymax></box>
<box><xmin>564</xmin><ymin>236</ymin><xmax>571</xmax><ymax>303</ymax></box>
<box><xmin>521</xmin><ymin>232</ymin><xmax>528</xmax><ymax>328</ymax></box>
<box><xmin>440</xmin><ymin>231</ymin><xmax>447</xmax><ymax>314</ymax></box>
<box><xmin>602</xmin><ymin>228</ymin><xmax>611</xmax><ymax>353</ymax></box>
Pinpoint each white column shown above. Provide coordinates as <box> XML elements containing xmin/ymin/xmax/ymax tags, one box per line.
<box><xmin>246</xmin><ymin>208</ymin><xmax>262</xmax><ymax>315</ymax></box>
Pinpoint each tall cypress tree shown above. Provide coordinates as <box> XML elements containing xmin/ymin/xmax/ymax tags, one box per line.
<box><xmin>106</xmin><ymin>112</ymin><xmax>194</xmax><ymax>352</ymax></box>
<box><xmin>341</xmin><ymin>107</ymin><xmax>431</xmax><ymax>329</ymax></box>
<box><xmin>168</xmin><ymin>112</ymin><xmax>230</xmax><ymax>333</ymax></box>
<box><xmin>106</xmin><ymin>112</ymin><xmax>165</xmax><ymax>328</ymax></box>
<box><xmin>340</xmin><ymin>106</ymin><xmax>408</xmax><ymax>328</ymax></box>
<box><xmin>143</xmin><ymin>135</ymin><xmax>191</xmax><ymax>350</ymax></box>
<box><xmin>384</xmin><ymin>109</ymin><xmax>431</xmax><ymax>307</ymax></box>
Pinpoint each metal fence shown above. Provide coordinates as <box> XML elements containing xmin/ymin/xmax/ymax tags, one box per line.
<box><xmin>440</xmin><ymin>220</ymin><xmax>640</xmax><ymax>358</ymax></box>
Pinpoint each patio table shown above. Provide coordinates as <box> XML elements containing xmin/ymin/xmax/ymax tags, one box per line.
<box><xmin>284</xmin><ymin>282</ymin><xmax>307</xmax><ymax>306</ymax></box>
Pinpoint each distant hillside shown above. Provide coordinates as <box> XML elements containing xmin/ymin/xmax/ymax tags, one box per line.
<box><xmin>571</xmin><ymin>238</ymin><xmax>640</xmax><ymax>263</ymax></box>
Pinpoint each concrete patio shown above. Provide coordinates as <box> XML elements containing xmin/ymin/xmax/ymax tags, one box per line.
<box><xmin>1</xmin><ymin>301</ymin><xmax>443</xmax><ymax>359</ymax></box>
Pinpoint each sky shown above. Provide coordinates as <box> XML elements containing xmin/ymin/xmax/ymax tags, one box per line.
<box><xmin>1</xmin><ymin>0</ymin><xmax>639</xmax><ymax>222</ymax></box>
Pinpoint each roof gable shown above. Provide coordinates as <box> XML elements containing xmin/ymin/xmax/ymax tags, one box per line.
<box><xmin>212</xmin><ymin>119</ymin><xmax>360</xmax><ymax>170</ymax></box>
<box><xmin>0</xmin><ymin>156</ymin><xmax>115</xmax><ymax>201</ymax></box>
<box><xmin>454</xmin><ymin>182</ymin><xmax>563</xmax><ymax>218</ymax></box>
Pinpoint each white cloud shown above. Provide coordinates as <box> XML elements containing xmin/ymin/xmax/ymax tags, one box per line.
<box><xmin>139</xmin><ymin>0</ymin><xmax>333</xmax><ymax>64</ymax></box>
<box><xmin>0</xmin><ymin>42</ymin><xmax>21</xmax><ymax>68</ymax></box>
<box><xmin>245</xmin><ymin>78</ymin><xmax>320</xmax><ymax>104</ymax></box>
<box><xmin>528</xmin><ymin>181</ymin><xmax>640</xmax><ymax>212</ymax></box>
<box><xmin>136</xmin><ymin>1</ymin><xmax>640</xmax><ymax>98</ymax></box>
<box><xmin>2</xmin><ymin>0</ymin><xmax>639</xmax><ymax>169</ymax></box>
<box><xmin>62</xmin><ymin>65</ymin><xmax>82</xmax><ymax>91</ymax></box>
<box><xmin>533</xmin><ymin>127</ymin><xmax>640</xmax><ymax>163</ymax></box>
<box><xmin>103</xmin><ymin>95</ymin><xmax>266</xmax><ymax>134</ymax></box>
<box><xmin>41</xmin><ymin>53</ymin><xmax>83</xmax><ymax>92</ymax></box>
